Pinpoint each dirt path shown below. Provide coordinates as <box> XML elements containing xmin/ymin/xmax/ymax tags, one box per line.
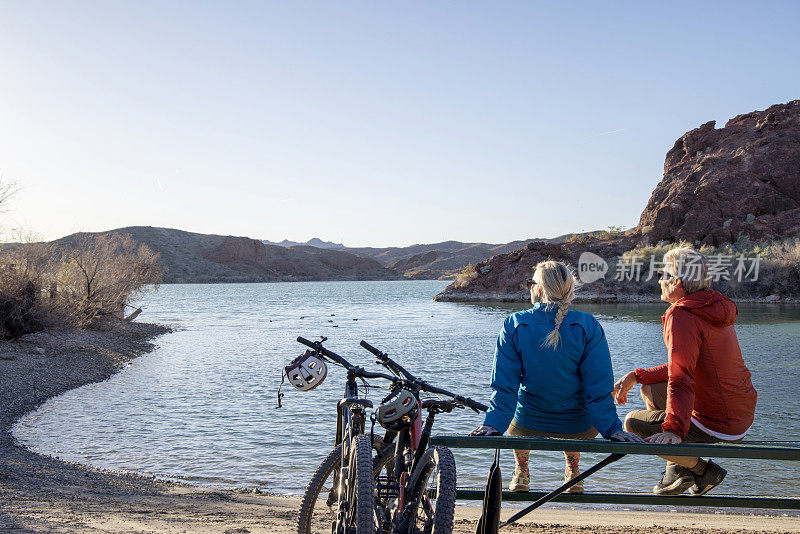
<box><xmin>2</xmin><ymin>323</ymin><xmax>799</xmax><ymax>533</ymax></box>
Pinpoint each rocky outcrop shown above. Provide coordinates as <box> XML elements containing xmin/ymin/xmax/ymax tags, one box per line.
<box><xmin>435</xmin><ymin>237</ymin><xmax>639</xmax><ymax>301</ymax></box>
<box><xmin>436</xmin><ymin>100</ymin><xmax>800</xmax><ymax>302</ymax></box>
<box><xmin>637</xmin><ymin>100</ymin><xmax>800</xmax><ymax>246</ymax></box>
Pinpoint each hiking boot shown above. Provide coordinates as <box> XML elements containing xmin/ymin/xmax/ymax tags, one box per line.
<box><xmin>689</xmin><ymin>460</ymin><xmax>727</xmax><ymax>496</ymax></box>
<box><xmin>653</xmin><ymin>463</ymin><xmax>694</xmax><ymax>495</ymax></box>
<box><xmin>509</xmin><ymin>468</ymin><xmax>529</xmax><ymax>492</ymax></box>
<box><xmin>563</xmin><ymin>469</ymin><xmax>584</xmax><ymax>494</ymax></box>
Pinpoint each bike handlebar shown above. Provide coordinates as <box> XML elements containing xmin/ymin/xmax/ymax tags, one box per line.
<box><xmin>360</xmin><ymin>339</ymin><xmax>488</xmax><ymax>413</ymax></box>
<box><xmin>296</xmin><ymin>335</ymin><xmax>489</xmax><ymax>412</ymax></box>
<box><xmin>359</xmin><ymin>340</ymin><xmax>417</xmax><ymax>381</ymax></box>
<box><xmin>297</xmin><ymin>336</ymin><xmax>354</xmax><ymax>369</ymax></box>
<box><xmin>297</xmin><ymin>336</ymin><xmax>396</xmax><ymax>383</ymax></box>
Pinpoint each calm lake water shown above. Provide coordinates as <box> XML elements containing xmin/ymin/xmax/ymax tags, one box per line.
<box><xmin>12</xmin><ymin>281</ymin><xmax>800</xmax><ymax>497</ymax></box>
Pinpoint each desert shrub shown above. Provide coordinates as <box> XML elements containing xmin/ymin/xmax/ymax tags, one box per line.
<box><xmin>0</xmin><ymin>277</ymin><xmax>44</xmax><ymax>339</ymax></box>
<box><xmin>565</xmin><ymin>233</ymin><xmax>592</xmax><ymax>245</ymax></box>
<box><xmin>610</xmin><ymin>235</ymin><xmax>800</xmax><ymax>298</ymax></box>
<box><xmin>52</xmin><ymin>234</ymin><xmax>162</xmax><ymax>326</ymax></box>
<box><xmin>0</xmin><ymin>233</ymin><xmax>162</xmax><ymax>337</ymax></box>
<box><xmin>595</xmin><ymin>225</ymin><xmax>627</xmax><ymax>239</ymax></box>
<box><xmin>453</xmin><ymin>263</ymin><xmax>478</xmax><ymax>288</ymax></box>
<box><xmin>0</xmin><ymin>241</ymin><xmax>53</xmax><ymax>338</ymax></box>
<box><xmin>566</xmin><ymin>226</ymin><xmax>627</xmax><ymax>245</ymax></box>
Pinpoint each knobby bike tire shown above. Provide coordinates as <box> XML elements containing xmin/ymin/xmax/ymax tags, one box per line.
<box><xmin>406</xmin><ymin>445</ymin><xmax>457</xmax><ymax>534</ymax></box>
<box><xmin>298</xmin><ymin>438</ymin><xmax>394</xmax><ymax>534</ymax></box>
<box><xmin>348</xmin><ymin>434</ymin><xmax>377</xmax><ymax>534</ymax></box>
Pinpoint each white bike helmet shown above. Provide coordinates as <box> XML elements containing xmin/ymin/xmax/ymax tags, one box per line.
<box><xmin>284</xmin><ymin>350</ymin><xmax>328</xmax><ymax>391</ymax></box>
<box><xmin>377</xmin><ymin>388</ymin><xmax>419</xmax><ymax>430</ymax></box>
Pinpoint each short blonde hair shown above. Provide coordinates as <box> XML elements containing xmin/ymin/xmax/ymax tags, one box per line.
<box><xmin>662</xmin><ymin>247</ymin><xmax>711</xmax><ymax>294</ymax></box>
<box><xmin>532</xmin><ymin>261</ymin><xmax>576</xmax><ymax>349</ymax></box>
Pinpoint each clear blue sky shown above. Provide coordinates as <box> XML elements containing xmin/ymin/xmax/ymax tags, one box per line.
<box><xmin>1</xmin><ymin>1</ymin><xmax>798</xmax><ymax>247</ymax></box>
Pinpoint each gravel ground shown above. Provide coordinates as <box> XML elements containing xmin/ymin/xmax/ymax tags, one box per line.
<box><xmin>1</xmin><ymin>322</ymin><xmax>799</xmax><ymax>533</ymax></box>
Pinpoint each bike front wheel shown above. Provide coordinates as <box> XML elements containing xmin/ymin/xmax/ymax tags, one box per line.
<box><xmin>298</xmin><ymin>436</ymin><xmax>393</xmax><ymax>534</ymax></box>
<box><xmin>344</xmin><ymin>434</ymin><xmax>377</xmax><ymax>534</ymax></box>
<box><xmin>406</xmin><ymin>445</ymin><xmax>457</xmax><ymax>534</ymax></box>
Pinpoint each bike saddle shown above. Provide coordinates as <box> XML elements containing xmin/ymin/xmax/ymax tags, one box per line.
<box><xmin>338</xmin><ymin>398</ymin><xmax>374</xmax><ymax>409</ymax></box>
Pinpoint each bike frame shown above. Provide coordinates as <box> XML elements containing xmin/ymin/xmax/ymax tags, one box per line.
<box><xmin>297</xmin><ymin>337</ymin><xmax>399</xmax><ymax>534</ymax></box>
<box><xmin>382</xmin><ymin>401</ymin><xmax>451</xmax><ymax>534</ymax></box>
<box><xmin>295</xmin><ymin>336</ymin><xmax>489</xmax><ymax>534</ymax></box>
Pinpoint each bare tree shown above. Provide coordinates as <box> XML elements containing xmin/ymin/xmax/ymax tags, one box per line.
<box><xmin>0</xmin><ymin>178</ymin><xmax>20</xmax><ymax>241</ymax></box>
<box><xmin>0</xmin><ymin>179</ymin><xmax>18</xmax><ymax>212</ymax></box>
<box><xmin>55</xmin><ymin>234</ymin><xmax>162</xmax><ymax>325</ymax></box>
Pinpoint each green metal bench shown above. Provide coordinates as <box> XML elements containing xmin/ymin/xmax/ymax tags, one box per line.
<box><xmin>429</xmin><ymin>435</ymin><xmax>800</xmax><ymax>512</ymax></box>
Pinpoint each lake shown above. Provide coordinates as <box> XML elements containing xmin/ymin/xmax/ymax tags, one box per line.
<box><xmin>12</xmin><ymin>281</ymin><xmax>800</xmax><ymax>496</ymax></box>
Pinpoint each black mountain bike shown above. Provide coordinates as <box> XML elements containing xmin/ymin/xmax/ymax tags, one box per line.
<box><xmin>295</xmin><ymin>336</ymin><xmax>397</xmax><ymax>534</ymax></box>
<box><xmin>359</xmin><ymin>340</ymin><xmax>487</xmax><ymax>534</ymax></box>
<box><xmin>295</xmin><ymin>337</ymin><xmax>486</xmax><ymax>534</ymax></box>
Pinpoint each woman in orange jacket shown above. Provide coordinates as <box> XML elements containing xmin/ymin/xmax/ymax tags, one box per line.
<box><xmin>614</xmin><ymin>247</ymin><xmax>757</xmax><ymax>496</ymax></box>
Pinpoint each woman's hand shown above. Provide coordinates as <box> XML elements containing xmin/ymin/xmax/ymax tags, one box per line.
<box><xmin>613</xmin><ymin>371</ymin><xmax>637</xmax><ymax>405</ymax></box>
<box><xmin>609</xmin><ymin>430</ymin><xmax>644</xmax><ymax>443</ymax></box>
<box><xmin>469</xmin><ymin>425</ymin><xmax>501</xmax><ymax>436</ymax></box>
<box><xmin>645</xmin><ymin>431</ymin><xmax>682</xmax><ymax>444</ymax></box>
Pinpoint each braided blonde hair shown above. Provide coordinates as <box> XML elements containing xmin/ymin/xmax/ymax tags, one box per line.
<box><xmin>530</xmin><ymin>261</ymin><xmax>576</xmax><ymax>349</ymax></box>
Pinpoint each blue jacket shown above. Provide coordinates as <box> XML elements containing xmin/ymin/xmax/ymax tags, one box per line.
<box><xmin>483</xmin><ymin>304</ymin><xmax>623</xmax><ymax>439</ymax></box>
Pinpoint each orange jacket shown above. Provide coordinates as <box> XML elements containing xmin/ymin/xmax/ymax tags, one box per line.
<box><xmin>634</xmin><ymin>290</ymin><xmax>757</xmax><ymax>439</ymax></box>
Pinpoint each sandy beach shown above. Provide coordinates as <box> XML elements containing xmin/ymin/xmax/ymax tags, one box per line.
<box><xmin>2</xmin><ymin>323</ymin><xmax>800</xmax><ymax>534</ymax></box>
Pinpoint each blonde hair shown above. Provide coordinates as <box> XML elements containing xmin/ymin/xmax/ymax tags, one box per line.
<box><xmin>531</xmin><ymin>260</ymin><xmax>576</xmax><ymax>349</ymax></box>
<box><xmin>662</xmin><ymin>247</ymin><xmax>711</xmax><ymax>294</ymax></box>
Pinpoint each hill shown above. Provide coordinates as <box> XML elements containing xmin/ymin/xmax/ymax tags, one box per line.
<box><xmin>52</xmin><ymin>227</ymin><xmax>400</xmax><ymax>283</ymax></box>
<box><xmin>260</xmin><ymin>236</ymin><xmax>590</xmax><ymax>279</ymax></box>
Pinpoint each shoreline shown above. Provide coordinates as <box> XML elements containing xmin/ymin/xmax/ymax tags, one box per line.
<box><xmin>434</xmin><ymin>291</ymin><xmax>800</xmax><ymax>304</ymax></box>
<box><xmin>2</xmin><ymin>323</ymin><xmax>800</xmax><ymax>533</ymax></box>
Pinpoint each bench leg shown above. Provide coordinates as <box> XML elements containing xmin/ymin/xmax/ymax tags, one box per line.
<box><xmin>501</xmin><ymin>453</ymin><xmax>626</xmax><ymax>528</ymax></box>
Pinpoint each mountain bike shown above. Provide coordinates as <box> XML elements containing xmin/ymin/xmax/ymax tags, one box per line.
<box><xmin>294</xmin><ymin>336</ymin><xmax>486</xmax><ymax>534</ymax></box>
<box><xmin>358</xmin><ymin>340</ymin><xmax>487</xmax><ymax>534</ymax></box>
<box><xmin>293</xmin><ymin>336</ymin><xmax>397</xmax><ymax>534</ymax></box>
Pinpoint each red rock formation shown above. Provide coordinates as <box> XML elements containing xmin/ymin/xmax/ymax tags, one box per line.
<box><xmin>436</xmin><ymin>100</ymin><xmax>800</xmax><ymax>301</ymax></box>
<box><xmin>637</xmin><ymin>100</ymin><xmax>800</xmax><ymax>246</ymax></box>
<box><xmin>435</xmin><ymin>237</ymin><xmax>638</xmax><ymax>301</ymax></box>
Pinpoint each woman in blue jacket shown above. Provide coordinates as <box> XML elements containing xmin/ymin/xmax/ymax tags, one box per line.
<box><xmin>471</xmin><ymin>261</ymin><xmax>641</xmax><ymax>492</ymax></box>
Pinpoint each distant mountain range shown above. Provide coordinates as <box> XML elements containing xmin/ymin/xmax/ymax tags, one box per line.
<box><xmin>3</xmin><ymin>227</ymin><xmax>595</xmax><ymax>284</ymax></box>
<box><xmin>262</xmin><ymin>238</ymin><xmax>346</xmax><ymax>249</ymax></box>
<box><xmin>262</xmin><ymin>235</ymin><xmax>586</xmax><ymax>279</ymax></box>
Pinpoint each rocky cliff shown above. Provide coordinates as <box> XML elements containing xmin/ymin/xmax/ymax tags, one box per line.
<box><xmin>638</xmin><ymin>100</ymin><xmax>800</xmax><ymax>246</ymax></box>
<box><xmin>434</xmin><ymin>237</ymin><xmax>641</xmax><ymax>301</ymax></box>
<box><xmin>436</xmin><ymin>101</ymin><xmax>800</xmax><ymax>302</ymax></box>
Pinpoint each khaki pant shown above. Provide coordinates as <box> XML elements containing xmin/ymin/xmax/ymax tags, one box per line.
<box><xmin>624</xmin><ymin>382</ymin><xmax>742</xmax><ymax>444</ymax></box>
<box><xmin>507</xmin><ymin>420</ymin><xmax>598</xmax><ymax>440</ymax></box>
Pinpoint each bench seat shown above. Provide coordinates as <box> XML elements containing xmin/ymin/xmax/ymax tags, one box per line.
<box><xmin>429</xmin><ymin>435</ymin><xmax>800</xmax><ymax>512</ymax></box>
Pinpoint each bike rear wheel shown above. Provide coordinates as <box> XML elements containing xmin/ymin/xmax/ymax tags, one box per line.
<box><xmin>298</xmin><ymin>437</ymin><xmax>394</xmax><ymax>534</ymax></box>
<box><xmin>406</xmin><ymin>445</ymin><xmax>457</xmax><ymax>534</ymax></box>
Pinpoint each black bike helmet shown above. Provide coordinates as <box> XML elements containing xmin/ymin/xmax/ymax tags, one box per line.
<box><xmin>377</xmin><ymin>388</ymin><xmax>419</xmax><ymax>430</ymax></box>
<box><xmin>284</xmin><ymin>350</ymin><xmax>328</xmax><ymax>391</ymax></box>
